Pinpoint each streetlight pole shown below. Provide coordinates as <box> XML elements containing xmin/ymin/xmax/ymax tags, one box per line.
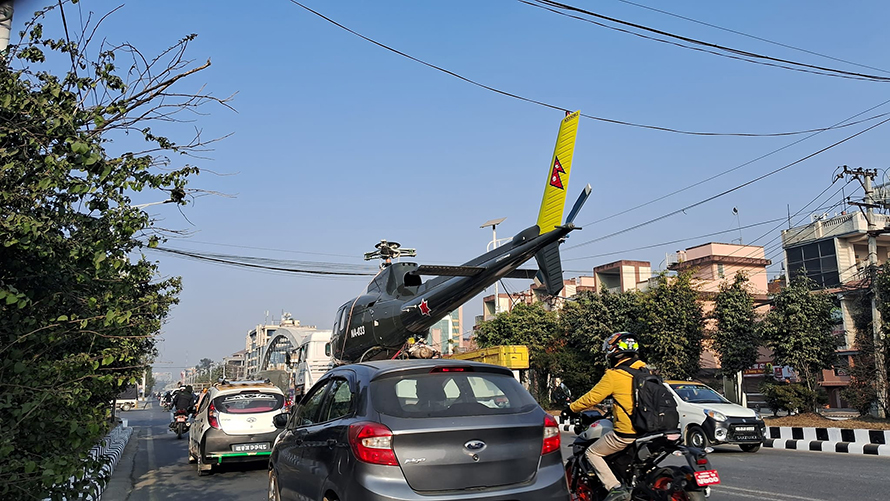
<box><xmin>480</xmin><ymin>218</ymin><xmax>507</xmax><ymax>316</ymax></box>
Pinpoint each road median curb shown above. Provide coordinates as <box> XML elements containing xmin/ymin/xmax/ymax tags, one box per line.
<box><xmin>764</xmin><ymin>426</ymin><xmax>890</xmax><ymax>456</ymax></box>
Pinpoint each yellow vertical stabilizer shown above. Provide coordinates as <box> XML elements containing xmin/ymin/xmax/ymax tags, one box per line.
<box><xmin>536</xmin><ymin>111</ymin><xmax>580</xmax><ymax>233</ymax></box>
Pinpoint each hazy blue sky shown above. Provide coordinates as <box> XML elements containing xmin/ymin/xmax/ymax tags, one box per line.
<box><xmin>12</xmin><ymin>1</ymin><xmax>890</xmax><ymax>376</ymax></box>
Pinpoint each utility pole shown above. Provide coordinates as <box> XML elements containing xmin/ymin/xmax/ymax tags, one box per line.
<box><xmin>0</xmin><ymin>1</ymin><xmax>13</xmax><ymax>54</ymax></box>
<box><xmin>480</xmin><ymin>218</ymin><xmax>507</xmax><ymax>316</ymax></box>
<box><xmin>843</xmin><ymin>166</ymin><xmax>888</xmax><ymax>418</ymax></box>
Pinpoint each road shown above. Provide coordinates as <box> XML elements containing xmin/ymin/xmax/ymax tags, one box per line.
<box><xmin>108</xmin><ymin>404</ymin><xmax>889</xmax><ymax>500</ymax></box>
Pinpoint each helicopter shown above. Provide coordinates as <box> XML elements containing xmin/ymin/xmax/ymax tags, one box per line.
<box><xmin>330</xmin><ymin>111</ymin><xmax>591</xmax><ymax>363</ymax></box>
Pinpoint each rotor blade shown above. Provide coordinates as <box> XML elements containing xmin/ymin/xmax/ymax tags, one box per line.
<box><xmin>565</xmin><ymin>183</ymin><xmax>592</xmax><ymax>225</ymax></box>
<box><xmin>414</xmin><ymin>265</ymin><xmax>485</xmax><ymax>277</ymax></box>
<box><xmin>504</xmin><ymin>269</ymin><xmax>539</xmax><ymax>279</ymax></box>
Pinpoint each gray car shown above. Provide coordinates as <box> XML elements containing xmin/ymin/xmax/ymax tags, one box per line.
<box><xmin>267</xmin><ymin>359</ymin><xmax>569</xmax><ymax>501</ymax></box>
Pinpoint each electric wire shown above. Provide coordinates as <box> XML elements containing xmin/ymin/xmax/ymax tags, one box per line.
<box><xmin>286</xmin><ymin>0</ymin><xmax>883</xmax><ymax>137</ymax></box>
<box><xmin>565</xmin><ymin>115</ymin><xmax>890</xmax><ymax>251</ymax></box>
<box><xmin>581</xmin><ymin>98</ymin><xmax>890</xmax><ymax>227</ymax></box>
<box><xmin>564</xmin><ymin>217</ymin><xmax>786</xmax><ymax>262</ymax></box>
<box><xmin>150</xmin><ymin>247</ymin><xmax>379</xmax><ymax>276</ymax></box>
<box><xmin>611</xmin><ymin>0</ymin><xmax>890</xmax><ymax>75</ymax></box>
<box><xmin>523</xmin><ymin>0</ymin><xmax>890</xmax><ymax>83</ymax></box>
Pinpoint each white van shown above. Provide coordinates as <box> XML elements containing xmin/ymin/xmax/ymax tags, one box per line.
<box><xmin>665</xmin><ymin>380</ymin><xmax>766</xmax><ymax>452</ymax></box>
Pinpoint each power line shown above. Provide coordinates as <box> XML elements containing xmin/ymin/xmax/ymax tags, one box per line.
<box><xmin>149</xmin><ymin>247</ymin><xmax>378</xmax><ymax>277</ymax></box>
<box><xmin>162</xmin><ymin>239</ymin><xmax>360</xmax><ymax>260</ymax></box>
<box><xmin>610</xmin><ymin>0</ymin><xmax>890</xmax><ymax>75</ymax></box>
<box><xmin>564</xmin><ymin>217</ymin><xmax>786</xmax><ymax>262</ymax></box>
<box><xmin>565</xmin><ymin>115</ymin><xmax>890</xmax><ymax>250</ymax></box>
<box><xmin>522</xmin><ymin>0</ymin><xmax>890</xmax><ymax>83</ymax></box>
<box><xmin>285</xmin><ymin>0</ymin><xmax>881</xmax><ymax>137</ymax></box>
<box><xmin>581</xmin><ymin>98</ymin><xmax>890</xmax><ymax>227</ymax></box>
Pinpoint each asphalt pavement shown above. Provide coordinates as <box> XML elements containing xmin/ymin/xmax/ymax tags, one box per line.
<box><xmin>105</xmin><ymin>404</ymin><xmax>890</xmax><ymax>500</ymax></box>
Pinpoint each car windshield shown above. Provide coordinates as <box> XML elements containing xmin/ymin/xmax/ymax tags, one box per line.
<box><xmin>669</xmin><ymin>384</ymin><xmax>729</xmax><ymax>404</ymax></box>
<box><xmin>212</xmin><ymin>391</ymin><xmax>284</xmax><ymax>414</ymax></box>
<box><xmin>371</xmin><ymin>371</ymin><xmax>538</xmax><ymax>418</ymax></box>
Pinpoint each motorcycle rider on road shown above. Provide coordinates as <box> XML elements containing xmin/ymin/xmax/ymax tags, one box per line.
<box><xmin>169</xmin><ymin>385</ymin><xmax>194</xmax><ymax>428</ymax></box>
<box><xmin>564</xmin><ymin>332</ymin><xmax>644</xmax><ymax>501</ymax></box>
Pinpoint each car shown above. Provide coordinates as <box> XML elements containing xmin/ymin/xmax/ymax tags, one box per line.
<box><xmin>268</xmin><ymin>359</ymin><xmax>569</xmax><ymax>501</ymax></box>
<box><xmin>188</xmin><ymin>379</ymin><xmax>286</xmax><ymax>475</ymax></box>
<box><xmin>664</xmin><ymin>380</ymin><xmax>766</xmax><ymax>452</ymax></box>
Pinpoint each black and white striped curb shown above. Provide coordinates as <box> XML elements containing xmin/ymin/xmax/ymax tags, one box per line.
<box><xmin>47</xmin><ymin>423</ymin><xmax>134</xmax><ymax>500</ymax></box>
<box><xmin>764</xmin><ymin>426</ymin><xmax>890</xmax><ymax>456</ymax></box>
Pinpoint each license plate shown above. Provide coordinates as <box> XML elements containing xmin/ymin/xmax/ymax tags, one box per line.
<box><xmin>735</xmin><ymin>426</ymin><xmax>755</xmax><ymax>431</ymax></box>
<box><xmin>736</xmin><ymin>436</ymin><xmax>759</xmax><ymax>441</ymax></box>
<box><xmin>232</xmin><ymin>442</ymin><xmax>270</xmax><ymax>452</ymax></box>
<box><xmin>694</xmin><ymin>470</ymin><xmax>721</xmax><ymax>486</ymax></box>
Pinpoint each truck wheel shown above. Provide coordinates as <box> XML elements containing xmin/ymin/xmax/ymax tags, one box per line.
<box><xmin>121</xmin><ymin>403</ymin><xmax>132</xmax><ymax>412</ymax></box>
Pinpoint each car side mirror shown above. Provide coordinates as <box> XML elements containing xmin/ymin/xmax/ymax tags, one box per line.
<box><xmin>273</xmin><ymin>412</ymin><xmax>290</xmax><ymax>429</ymax></box>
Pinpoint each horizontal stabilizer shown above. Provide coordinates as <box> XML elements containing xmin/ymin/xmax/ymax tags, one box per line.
<box><xmin>504</xmin><ymin>269</ymin><xmax>539</xmax><ymax>280</ymax></box>
<box><xmin>534</xmin><ymin>242</ymin><xmax>564</xmax><ymax>296</ymax></box>
<box><xmin>415</xmin><ymin>265</ymin><xmax>484</xmax><ymax>277</ymax></box>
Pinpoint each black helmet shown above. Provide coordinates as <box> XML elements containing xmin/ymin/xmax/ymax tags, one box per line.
<box><xmin>602</xmin><ymin>331</ymin><xmax>639</xmax><ymax>364</ymax></box>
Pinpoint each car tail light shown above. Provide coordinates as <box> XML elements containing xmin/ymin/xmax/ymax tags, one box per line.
<box><xmin>542</xmin><ymin>414</ymin><xmax>560</xmax><ymax>455</ymax></box>
<box><xmin>208</xmin><ymin>402</ymin><xmax>220</xmax><ymax>429</ymax></box>
<box><xmin>430</xmin><ymin>366</ymin><xmax>473</xmax><ymax>373</ymax></box>
<box><xmin>348</xmin><ymin>421</ymin><xmax>399</xmax><ymax>466</ymax></box>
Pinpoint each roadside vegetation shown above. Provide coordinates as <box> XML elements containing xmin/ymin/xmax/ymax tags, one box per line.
<box><xmin>0</xmin><ymin>2</ymin><xmax>228</xmax><ymax>498</ymax></box>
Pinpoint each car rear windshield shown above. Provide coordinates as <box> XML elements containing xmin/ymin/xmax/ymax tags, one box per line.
<box><xmin>371</xmin><ymin>371</ymin><xmax>538</xmax><ymax>418</ymax></box>
<box><xmin>669</xmin><ymin>384</ymin><xmax>729</xmax><ymax>404</ymax></box>
<box><xmin>213</xmin><ymin>391</ymin><xmax>284</xmax><ymax>414</ymax></box>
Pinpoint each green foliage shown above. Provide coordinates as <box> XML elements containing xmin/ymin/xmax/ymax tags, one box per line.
<box><xmin>762</xmin><ymin>274</ymin><xmax>836</xmax><ymax>395</ymax></box>
<box><xmin>638</xmin><ymin>272</ymin><xmax>703</xmax><ymax>379</ymax></box>
<box><xmin>760</xmin><ymin>381</ymin><xmax>827</xmax><ymax>416</ymax></box>
<box><xmin>0</xmin><ymin>6</ymin><xmax>220</xmax><ymax>498</ymax></box>
<box><xmin>843</xmin><ymin>264</ymin><xmax>890</xmax><ymax>417</ymax></box>
<box><xmin>713</xmin><ymin>272</ymin><xmax>760</xmax><ymax>375</ymax></box>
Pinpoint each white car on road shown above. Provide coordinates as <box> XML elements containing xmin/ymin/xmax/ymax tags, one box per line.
<box><xmin>664</xmin><ymin>380</ymin><xmax>765</xmax><ymax>452</ymax></box>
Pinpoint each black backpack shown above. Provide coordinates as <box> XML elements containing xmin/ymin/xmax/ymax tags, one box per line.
<box><xmin>613</xmin><ymin>364</ymin><xmax>679</xmax><ymax>434</ymax></box>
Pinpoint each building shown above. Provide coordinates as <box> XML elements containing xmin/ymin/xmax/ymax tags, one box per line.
<box><xmin>780</xmin><ymin>211</ymin><xmax>890</xmax><ymax>407</ymax></box>
<box><xmin>245</xmin><ymin>313</ymin><xmax>324</xmax><ymax>376</ymax></box>
<box><xmin>223</xmin><ymin>350</ymin><xmax>247</xmax><ymax>380</ymax></box>
<box><xmin>480</xmin><ymin>276</ymin><xmax>598</xmax><ymax>322</ymax></box>
<box><xmin>427</xmin><ymin>307</ymin><xmax>464</xmax><ymax>355</ymax></box>
<box><xmin>593</xmin><ymin>260</ymin><xmax>652</xmax><ymax>293</ymax></box>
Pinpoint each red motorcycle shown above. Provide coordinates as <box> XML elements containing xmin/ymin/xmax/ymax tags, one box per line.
<box><xmin>562</xmin><ymin>409</ymin><xmax>718</xmax><ymax>501</ymax></box>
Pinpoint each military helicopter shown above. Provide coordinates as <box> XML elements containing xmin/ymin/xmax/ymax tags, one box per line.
<box><xmin>331</xmin><ymin>111</ymin><xmax>590</xmax><ymax>363</ymax></box>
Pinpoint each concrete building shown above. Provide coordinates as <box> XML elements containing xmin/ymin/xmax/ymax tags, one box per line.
<box><xmin>780</xmin><ymin>211</ymin><xmax>890</xmax><ymax>407</ymax></box>
<box><xmin>667</xmin><ymin>242</ymin><xmax>771</xmax><ymax>296</ymax></box>
<box><xmin>593</xmin><ymin>260</ymin><xmax>652</xmax><ymax>293</ymax></box>
<box><xmin>480</xmin><ymin>276</ymin><xmax>597</xmax><ymax>322</ymax></box>
<box><xmin>245</xmin><ymin>313</ymin><xmax>324</xmax><ymax>376</ymax></box>
<box><xmin>428</xmin><ymin>307</ymin><xmax>464</xmax><ymax>355</ymax></box>
<box><xmin>223</xmin><ymin>350</ymin><xmax>247</xmax><ymax>380</ymax></box>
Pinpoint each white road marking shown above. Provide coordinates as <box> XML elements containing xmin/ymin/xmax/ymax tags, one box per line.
<box><xmin>716</xmin><ymin>484</ymin><xmax>831</xmax><ymax>501</ymax></box>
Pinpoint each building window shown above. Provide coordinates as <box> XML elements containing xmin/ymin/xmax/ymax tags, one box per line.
<box><xmin>786</xmin><ymin>239</ymin><xmax>839</xmax><ymax>287</ymax></box>
<box><xmin>717</xmin><ymin>263</ymin><xmax>725</xmax><ymax>278</ymax></box>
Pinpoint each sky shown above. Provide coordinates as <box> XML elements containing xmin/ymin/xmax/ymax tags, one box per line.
<box><xmin>11</xmin><ymin>0</ymin><xmax>890</xmax><ymax>376</ymax></box>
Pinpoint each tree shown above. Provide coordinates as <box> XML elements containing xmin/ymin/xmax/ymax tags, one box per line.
<box><xmin>0</xmin><ymin>3</ymin><xmax>228</xmax><ymax>498</ymax></box>
<box><xmin>474</xmin><ymin>302</ymin><xmax>560</xmax><ymax>402</ymax></box>
<box><xmin>844</xmin><ymin>264</ymin><xmax>890</xmax><ymax>417</ymax></box>
<box><xmin>713</xmin><ymin>272</ymin><xmax>760</xmax><ymax>375</ymax></box>
<box><xmin>638</xmin><ymin>272</ymin><xmax>704</xmax><ymax>379</ymax></box>
<box><xmin>557</xmin><ymin>289</ymin><xmax>643</xmax><ymax>396</ymax></box>
<box><xmin>762</xmin><ymin>274</ymin><xmax>836</xmax><ymax>406</ymax></box>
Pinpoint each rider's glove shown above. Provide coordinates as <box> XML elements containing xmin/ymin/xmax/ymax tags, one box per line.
<box><xmin>561</xmin><ymin>405</ymin><xmax>576</xmax><ymax>420</ymax></box>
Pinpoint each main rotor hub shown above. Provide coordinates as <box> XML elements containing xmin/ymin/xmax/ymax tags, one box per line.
<box><xmin>363</xmin><ymin>240</ymin><xmax>416</xmax><ymax>266</ymax></box>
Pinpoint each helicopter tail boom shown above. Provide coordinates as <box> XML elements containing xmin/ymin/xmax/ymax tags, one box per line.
<box><xmin>536</xmin><ymin>110</ymin><xmax>580</xmax><ymax>234</ymax></box>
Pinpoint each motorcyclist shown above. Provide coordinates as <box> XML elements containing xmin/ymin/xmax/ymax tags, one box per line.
<box><xmin>169</xmin><ymin>385</ymin><xmax>194</xmax><ymax>428</ymax></box>
<box><xmin>564</xmin><ymin>332</ymin><xmax>644</xmax><ymax>501</ymax></box>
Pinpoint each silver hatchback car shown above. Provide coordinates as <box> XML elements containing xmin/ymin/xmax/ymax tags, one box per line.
<box><xmin>268</xmin><ymin>359</ymin><xmax>569</xmax><ymax>501</ymax></box>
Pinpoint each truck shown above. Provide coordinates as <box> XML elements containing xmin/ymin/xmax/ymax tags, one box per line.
<box><xmin>115</xmin><ymin>384</ymin><xmax>139</xmax><ymax>412</ymax></box>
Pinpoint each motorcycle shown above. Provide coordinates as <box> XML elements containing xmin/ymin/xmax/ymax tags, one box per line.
<box><xmin>171</xmin><ymin>409</ymin><xmax>191</xmax><ymax>439</ymax></box>
<box><xmin>562</xmin><ymin>408</ymin><xmax>719</xmax><ymax>501</ymax></box>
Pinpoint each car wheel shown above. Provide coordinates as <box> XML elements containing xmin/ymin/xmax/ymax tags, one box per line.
<box><xmin>686</xmin><ymin>426</ymin><xmax>709</xmax><ymax>449</ymax></box>
<box><xmin>268</xmin><ymin>470</ymin><xmax>281</xmax><ymax>501</ymax></box>
<box><xmin>323</xmin><ymin>495</ymin><xmax>338</xmax><ymax>501</ymax></box>
<box><xmin>121</xmin><ymin>403</ymin><xmax>132</xmax><ymax>412</ymax></box>
<box><xmin>197</xmin><ymin>448</ymin><xmax>213</xmax><ymax>476</ymax></box>
<box><xmin>739</xmin><ymin>443</ymin><xmax>761</xmax><ymax>452</ymax></box>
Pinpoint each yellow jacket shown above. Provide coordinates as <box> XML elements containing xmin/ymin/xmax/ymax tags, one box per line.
<box><xmin>569</xmin><ymin>358</ymin><xmax>646</xmax><ymax>437</ymax></box>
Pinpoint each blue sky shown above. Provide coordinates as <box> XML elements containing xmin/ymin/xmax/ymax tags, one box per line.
<box><xmin>12</xmin><ymin>1</ymin><xmax>890</xmax><ymax>375</ymax></box>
